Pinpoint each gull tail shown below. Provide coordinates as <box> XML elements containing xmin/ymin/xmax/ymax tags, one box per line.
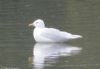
<box><xmin>69</xmin><ymin>34</ymin><xmax>82</xmax><ymax>39</ymax></box>
<box><xmin>61</xmin><ymin>32</ymin><xmax>82</xmax><ymax>40</ymax></box>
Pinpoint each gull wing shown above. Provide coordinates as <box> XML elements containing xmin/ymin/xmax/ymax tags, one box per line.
<box><xmin>40</xmin><ymin>28</ymin><xmax>70</xmax><ymax>41</ymax></box>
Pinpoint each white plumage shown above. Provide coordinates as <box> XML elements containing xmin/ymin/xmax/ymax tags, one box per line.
<box><xmin>29</xmin><ymin>19</ymin><xmax>82</xmax><ymax>42</ymax></box>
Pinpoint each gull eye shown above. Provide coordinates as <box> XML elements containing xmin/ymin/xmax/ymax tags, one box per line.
<box><xmin>36</xmin><ymin>22</ymin><xmax>39</xmax><ymax>24</ymax></box>
<box><xmin>36</xmin><ymin>22</ymin><xmax>40</xmax><ymax>25</ymax></box>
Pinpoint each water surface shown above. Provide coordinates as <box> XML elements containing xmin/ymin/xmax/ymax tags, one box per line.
<box><xmin>0</xmin><ymin>0</ymin><xmax>100</xmax><ymax>69</ymax></box>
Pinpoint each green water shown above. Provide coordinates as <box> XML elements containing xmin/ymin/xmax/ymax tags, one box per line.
<box><xmin>0</xmin><ymin>0</ymin><xmax>100</xmax><ymax>69</ymax></box>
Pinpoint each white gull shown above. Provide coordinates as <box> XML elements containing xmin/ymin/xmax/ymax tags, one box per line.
<box><xmin>29</xmin><ymin>19</ymin><xmax>82</xmax><ymax>42</ymax></box>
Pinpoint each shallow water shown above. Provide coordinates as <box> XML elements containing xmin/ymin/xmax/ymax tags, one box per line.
<box><xmin>0</xmin><ymin>0</ymin><xmax>100</xmax><ymax>69</ymax></box>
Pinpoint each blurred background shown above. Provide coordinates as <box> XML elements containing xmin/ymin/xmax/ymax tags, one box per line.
<box><xmin>0</xmin><ymin>0</ymin><xmax>100</xmax><ymax>69</ymax></box>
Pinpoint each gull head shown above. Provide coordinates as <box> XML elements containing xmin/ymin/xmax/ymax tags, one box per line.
<box><xmin>29</xmin><ymin>19</ymin><xmax>45</xmax><ymax>28</ymax></box>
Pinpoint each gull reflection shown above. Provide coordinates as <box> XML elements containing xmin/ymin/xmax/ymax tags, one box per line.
<box><xmin>33</xmin><ymin>43</ymin><xmax>82</xmax><ymax>69</ymax></box>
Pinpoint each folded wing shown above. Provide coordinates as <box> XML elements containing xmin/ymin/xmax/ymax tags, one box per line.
<box><xmin>41</xmin><ymin>28</ymin><xmax>75</xmax><ymax>42</ymax></box>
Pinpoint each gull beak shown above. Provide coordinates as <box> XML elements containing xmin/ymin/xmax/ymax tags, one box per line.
<box><xmin>28</xmin><ymin>23</ymin><xmax>34</xmax><ymax>27</ymax></box>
